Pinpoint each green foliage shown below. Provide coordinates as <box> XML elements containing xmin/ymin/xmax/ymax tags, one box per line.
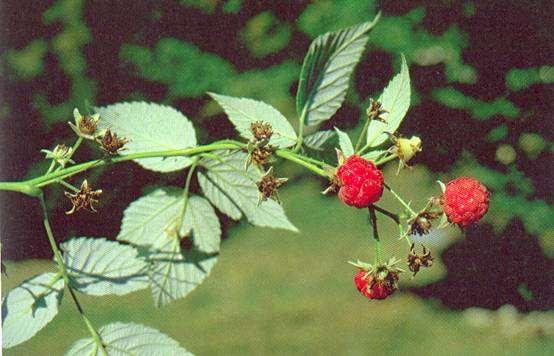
<box><xmin>303</xmin><ymin>130</ymin><xmax>336</xmax><ymax>151</ymax></box>
<box><xmin>120</xmin><ymin>39</ymin><xmax>236</xmax><ymax>99</ymax></box>
<box><xmin>239</xmin><ymin>11</ymin><xmax>291</xmax><ymax>58</ymax></box>
<box><xmin>198</xmin><ymin>151</ymin><xmax>298</xmax><ymax>231</ymax></box>
<box><xmin>334</xmin><ymin>128</ymin><xmax>354</xmax><ymax>157</ymax></box>
<box><xmin>60</xmin><ymin>237</ymin><xmax>149</xmax><ymax>296</ymax></box>
<box><xmin>96</xmin><ymin>102</ymin><xmax>197</xmax><ymax>172</ymax></box>
<box><xmin>4</xmin><ymin>40</ymin><xmax>48</xmax><ymax>80</ymax></box>
<box><xmin>296</xmin><ymin>16</ymin><xmax>380</xmax><ymax>128</ymax></box>
<box><xmin>66</xmin><ymin>322</ymin><xmax>192</xmax><ymax>355</ymax></box>
<box><xmin>432</xmin><ymin>87</ymin><xmax>520</xmax><ymax>120</ymax></box>
<box><xmin>2</xmin><ymin>273</ymin><xmax>65</xmax><ymax>348</ymax></box>
<box><xmin>209</xmin><ymin>93</ymin><xmax>297</xmax><ymax>148</ymax></box>
<box><xmin>506</xmin><ymin>66</ymin><xmax>554</xmax><ymax>91</ymax></box>
<box><xmin>366</xmin><ymin>55</ymin><xmax>411</xmax><ymax>147</ymax></box>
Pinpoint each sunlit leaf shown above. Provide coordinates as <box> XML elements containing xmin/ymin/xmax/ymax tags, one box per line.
<box><xmin>334</xmin><ymin>127</ymin><xmax>354</xmax><ymax>156</ymax></box>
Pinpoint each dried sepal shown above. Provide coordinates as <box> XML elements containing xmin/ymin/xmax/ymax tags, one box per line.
<box><xmin>366</xmin><ymin>98</ymin><xmax>388</xmax><ymax>123</ymax></box>
<box><xmin>406</xmin><ymin>197</ymin><xmax>442</xmax><ymax>235</ymax></box>
<box><xmin>407</xmin><ymin>243</ymin><xmax>433</xmax><ymax>276</ymax></box>
<box><xmin>64</xmin><ymin>179</ymin><xmax>102</xmax><ymax>215</ymax></box>
<box><xmin>256</xmin><ymin>167</ymin><xmax>288</xmax><ymax>204</ymax></box>
<box><xmin>250</xmin><ymin>121</ymin><xmax>273</xmax><ymax>143</ymax></box>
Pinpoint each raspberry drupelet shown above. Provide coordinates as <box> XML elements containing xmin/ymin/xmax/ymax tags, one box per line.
<box><xmin>336</xmin><ymin>155</ymin><xmax>384</xmax><ymax>208</ymax></box>
<box><xmin>442</xmin><ymin>177</ymin><xmax>490</xmax><ymax>226</ymax></box>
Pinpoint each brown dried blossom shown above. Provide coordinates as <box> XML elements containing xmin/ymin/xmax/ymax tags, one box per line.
<box><xmin>64</xmin><ymin>180</ymin><xmax>103</xmax><ymax>215</ymax></box>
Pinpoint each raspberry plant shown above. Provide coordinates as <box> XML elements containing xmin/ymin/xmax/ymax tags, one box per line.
<box><xmin>0</xmin><ymin>14</ymin><xmax>489</xmax><ymax>354</ymax></box>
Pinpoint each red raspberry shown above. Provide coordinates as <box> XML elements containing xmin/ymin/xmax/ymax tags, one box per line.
<box><xmin>336</xmin><ymin>155</ymin><xmax>384</xmax><ymax>208</ymax></box>
<box><xmin>442</xmin><ymin>177</ymin><xmax>490</xmax><ymax>227</ymax></box>
<box><xmin>354</xmin><ymin>269</ymin><xmax>398</xmax><ymax>300</ymax></box>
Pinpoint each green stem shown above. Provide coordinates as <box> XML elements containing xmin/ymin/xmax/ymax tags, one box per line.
<box><xmin>374</xmin><ymin>205</ymin><xmax>411</xmax><ymax>247</ymax></box>
<box><xmin>56</xmin><ymin>136</ymin><xmax>84</xmax><ymax>173</ymax></box>
<box><xmin>46</xmin><ymin>160</ymin><xmax>57</xmax><ymax>175</ymax></box>
<box><xmin>368</xmin><ymin>206</ymin><xmax>382</xmax><ymax>264</ymax></box>
<box><xmin>175</xmin><ymin>158</ymin><xmax>199</xmax><ymax>235</ymax></box>
<box><xmin>293</xmin><ymin>106</ymin><xmax>308</xmax><ymax>152</ymax></box>
<box><xmin>374</xmin><ymin>153</ymin><xmax>398</xmax><ymax>166</ymax></box>
<box><xmin>57</xmin><ymin>179</ymin><xmax>79</xmax><ymax>192</ymax></box>
<box><xmin>354</xmin><ymin>117</ymin><xmax>372</xmax><ymax>153</ymax></box>
<box><xmin>275</xmin><ymin>150</ymin><xmax>328</xmax><ymax>178</ymax></box>
<box><xmin>39</xmin><ymin>194</ymin><xmax>107</xmax><ymax>355</ymax></box>
<box><xmin>384</xmin><ymin>183</ymin><xmax>417</xmax><ymax>217</ymax></box>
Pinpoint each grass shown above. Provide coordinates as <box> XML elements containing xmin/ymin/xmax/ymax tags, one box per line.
<box><xmin>3</xmin><ymin>166</ymin><xmax>552</xmax><ymax>355</ymax></box>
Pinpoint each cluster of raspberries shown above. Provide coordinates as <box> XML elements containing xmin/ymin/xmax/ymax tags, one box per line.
<box><xmin>335</xmin><ymin>155</ymin><xmax>490</xmax><ymax>300</ymax></box>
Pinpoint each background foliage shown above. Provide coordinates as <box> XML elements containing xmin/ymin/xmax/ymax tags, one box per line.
<box><xmin>1</xmin><ymin>0</ymin><xmax>552</xmax><ymax>354</ymax></box>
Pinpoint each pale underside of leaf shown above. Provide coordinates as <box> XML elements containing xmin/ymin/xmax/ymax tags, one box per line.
<box><xmin>334</xmin><ymin>127</ymin><xmax>354</xmax><ymax>157</ymax></box>
<box><xmin>148</xmin><ymin>238</ymin><xmax>217</xmax><ymax>308</ymax></box>
<box><xmin>297</xmin><ymin>15</ymin><xmax>380</xmax><ymax>128</ymax></box>
<box><xmin>199</xmin><ymin>150</ymin><xmax>298</xmax><ymax>232</ymax></box>
<box><xmin>65</xmin><ymin>322</ymin><xmax>192</xmax><ymax>356</ymax></box>
<box><xmin>61</xmin><ymin>237</ymin><xmax>149</xmax><ymax>296</ymax></box>
<box><xmin>96</xmin><ymin>101</ymin><xmax>197</xmax><ymax>172</ymax></box>
<box><xmin>118</xmin><ymin>188</ymin><xmax>187</xmax><ymax>250</ymax></box>
<box><xmin>2</xmin><ymin>273</ymin><xmax>65</xmax><ymax>349</ymax></box>
<box><xmin>366</xmin><ymin>55</ymin><xmax>411</xmax><ymax>147</ymax></box>
<box><xmin>209</xmin><ymin>93</ymin><xmax>297</xmax><ymax>148</ymax></box>
<box><xmin>182</xmin><ymin>196</ymin><xmax>221</xmax><ymax>254</ymax></box>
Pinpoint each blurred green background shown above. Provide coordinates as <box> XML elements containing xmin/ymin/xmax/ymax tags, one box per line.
<box><xmin>1</xmin><ymin>0</ymin><xmax>553</xmax><ymax>355</ymax></box>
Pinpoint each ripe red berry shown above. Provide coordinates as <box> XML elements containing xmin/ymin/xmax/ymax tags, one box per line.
<box><xmin>442</xmin><ymin>177</ymin><xmax>490</xmax><ymax>227</ymax></box>
<box><xmin>336</xmin><ymin>155</ymin><xmax>384</xmax><ymax>208</ymax></box>
<box><xmin>354</xmin><ymin>269</ymin><xmax>397</xmax><ymax>300</ymax></box>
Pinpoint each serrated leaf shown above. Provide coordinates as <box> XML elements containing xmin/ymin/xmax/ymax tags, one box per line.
<box><xmin>182</xmin><ymin>196</ymin><xmax>221</xmax><ymax>253</ymax></box>
<box><xmin>60</xmin><ymin>237</ymin><xmax>149</xmax><ymax>296</ymax></box>
<box><xmin>199</xmin><ymin>151</ymin><xmax>298</xmax><ymax>231</ymax></box>
<box><xmin>118</xmin><ymin>188</ymin><xmax>186</xmax><ymax>250</ymax></box>
<box><xmin>303</xmin><ymin>130</ymin><xmax>336</xmax><ymax>151</ymax></box>
<box><xmin>209</xmin><ymin>93</ymin><xmax>297</xmax><ymax>148</ymax></box>
<box><xmin>2</xmin><ymin>273</ymin><xmax>64</xmax><ymax>348</ymax></box>
<box><xmin>198</xmin><ymin>172</ymin><xmax>242</xmax><ymax>220</ymax></box>
<box><xmin>334</xmin><ymin>127</ymin><xmax>354</xmax><ymax>157</ymax></box>
<box><xmin>148</xmin><ymin>238</ymin><xmax>217</xmax><ymax>307</ymax></box>
<box><xmin>366</xmin><ymin>55</ymin><xmax>411</xmax><ymax>147</ymax></box>
<box><xmin>96</xmin><ymin>102</ymin><xmax>197</xmax><ymax>172</ymax></box>
<box><xmin>296</xmin><ymin>15</ymin><xmax>380</xmax><ymax>128</ymax></box>
<box><xmin>65</xmin><ymin>322</ymin><xmax>192</xmax><ymax>356</ymax></box>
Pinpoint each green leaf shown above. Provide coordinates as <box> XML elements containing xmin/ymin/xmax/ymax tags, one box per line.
<box><xmin>118</xmin><ymin>188</ymin><xmax>186</xmax><ymax>250</ymax></box>
<box><xmin>362</xmin><ymin>149</ymin><xmax>388</xmax><ymax>162</ymax></box>
<box><xmin>366</xmin><ymin>55</ymin><xmax>411</xmax><ymax>147</ymax></box>
<box><xmin>60</xmin><ymin>237</ymin><xmax>149</xmax><ymax>296</ymax></box>
<box><xmin>303</xmin><ymin>130</ymin><xmax>336</xmax><ymax>151</ymax></box>
<box><xmin>296</xmin><ymin>15</ymin><xmax>380</xmax><ymax>128</ymax></box>
<box><xmin>96</xmin><ymin>102</ymin><xmax>197</xmax><ymax>172</ymax></box>
<box><xmin>148</xmin><ymin>238</ymin><xmax>217</xmax><ymax>307</ymax></box>
<box><xmin>198</xmin><ymin>172</ymin><xmax>242</xmax><ymax>220</ymax></box>
<box><xmin>2</xmin><ymin>273</ymin><xmax>64</xmax><ymax>348</ymax></box>
<box><xmin>65</xmin><ymin>322</ymin><xmax>192</xmax><ymax>355</ymax></box>
<box><xmin>209</xmin><ymin>93</ymin><xmax>297</xmax><ymax>148</ymax></box>
<box><xmin>182</xmin><ymin>196</ymin><xmax>221</xmax><ymax>253</ymax></box>
<box><xmin>198</xmin><ymin>151</ymin><xmax>298</xmax><ymax>231</ymax></box>
<box><xmin>334</xmin><ymin>127</ymin><xmax>354</xmax><ymax>156</ymax></box>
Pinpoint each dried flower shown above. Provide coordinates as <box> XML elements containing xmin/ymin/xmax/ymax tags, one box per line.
<box><xmin>407</xmin><ymin>244</ymin><xmax>433</xmax><ymax>276</ymax></box>
<box><xmin>69</xmin><ymin>108</ymin><xmax>100</xmax><ymax>140</ymax></box>
<box><xmin>256</xmin><ymin>167</ymin><xmax>288</xmax><ymax>204</ymax></box>
<box><xmin>64</xmin><ymin>180</ymin><xmax>103</xmax><ymax>215</ymax></box>
<box><xmin>40</xmin><ymin>144</ymin><xmax>75</xmax><ymax>168</ymax></box>
<box><xmin>97</xmin><ymin>128</ymin><xmax>129</xmax><ymax>155</ymax></box>
<box><xmin>250</xmin><ymin>121</ymin><xmax>273</xmax><ymax>142</ymax></box>
<box><xmin>407</xmin><ymin>197</ymin><xmax>442</xmax><ymax>235</ymax></box>
<box><xmin>366</xmin><ymin>98</ymin><xmax>388</xmax><ymax>123</ymax></box>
